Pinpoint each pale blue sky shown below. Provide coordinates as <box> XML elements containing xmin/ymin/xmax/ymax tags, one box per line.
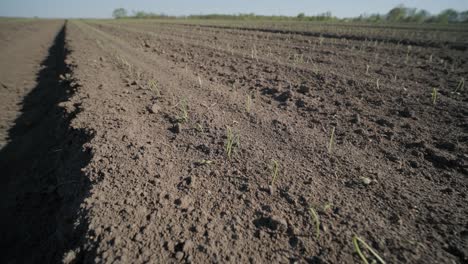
<box><xmin>1</xmin><ymin>0</ymin><xmax>467</xmax><ymax>18</ymax></box>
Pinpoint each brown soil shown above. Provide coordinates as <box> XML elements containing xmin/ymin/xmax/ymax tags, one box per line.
<box><xmin>0</xmin><ymin>19</ymin><xmax>467</xmax><ymax>263</ymax></box>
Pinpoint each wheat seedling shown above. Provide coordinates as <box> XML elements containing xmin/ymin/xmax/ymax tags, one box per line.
<box><xmin>431</xmin><ymin>88</ymin><xmax>438</xmax><ymax>105</ymax></box>
<box><xmin>309</xmin><ymin>207</ymin><xmax>320</xmax><ymax>239</ymax></box>
<box><xmin>246</xmin><ymin>92</ymin><xmax>253</xmax><ymax>113</ymax></box>
<box><xmin>319</xmin><ymin>36</ymin><xmax>324</xmax><ymax>45</ymax></box>
<box><xmin>148</xmin><ymin>79</ymin><xmax>161</xmax><ymax>97</ymax></box>
<box><xmin>177</xmin><ymin>99</ymin><xmax>189</xmax><ymax>123</ymax></box>
<box><xmin>267</xmin><ymin>46</ymin><xmax>272</xmax><ymax>57</ymax></box>
<box><xmin>198</xmin><ymin>76</ymin><xmax>202</xmax><ymax>88</ymax></box>
<box><xmin>270</xmin><ymin>159</ymin><xmax>279</xmax><ymax>186</ymax></box>
<box><xmin>352</xmin><ymin>235</ymin><xmax>386</xmax><ymax>264</ymax></box>
<box><xmin>323</xmin><ymin>203</ymin><xmax>333</xmax><ymax>212</ymax></box>
<box><xmin>252</xmin><ymin>44</ymin><xmax>259</xmax><ymax>62</ymax></box>
<box><xmin>135</xmin><ymin>70</ymin><xmax>142</xmax><ymax>80</ymax></box>
<box><xmin>328</xmin><ymin>127</ymin><xmax>335</xmax><ymax>154</ymax></box>
<box><xmin>365</xmin><ymin>64</ymin><xmax>370</xmax><ymax>75</ymax></box>
<box><xmin>225</xmin><ymin>127</ymin><xmax>240</xmax><ymax>160</ymax></box>
<box><xmin>195</xmin><ymin>123</ymin><xmax>203</xmax><ymax>133</ymax></box>
<box><xmin>455</xmin><ymin>77</ymin><xmax>465</xmax><ymax>93</ymax></box>
<box><xmin>376</xmin><ymin>79</ymin><xmax>380</xmax><ymax>89</ymax></box>
<box><xmin>405</xmin><ymin>45</ymin><xmax>411</xmax><ymax>64</ymax></box>
<box><xmin>196</xmin><ymin>159</ymin><xmax>214</xmax><ymax>166</ymax></box>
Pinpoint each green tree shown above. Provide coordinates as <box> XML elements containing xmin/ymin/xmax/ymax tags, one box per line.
<box><xmin>460</xmin><ymin>11</ymin><xmax>468</xmax><ymax>22</ymax></box>
<box><xmin>412</xmin><ymin>9</ymin><xmax>430</xmax><ymax>23</ymax></box>
<box><xmin>112</xmin><ymin>8</ymin><xmax>127</xmax><ymax>19</ymax></box>
<box><xmin>436</xmin><ymin>9</ymin><xmax>459</xmax><ymax>23</ymax></box>
<box><xmin>297</xmin><ymin>13</ymin><xmax>305</xmax><ymax>19</ymax></box>
<box><xmin>134</xmin><ymin>11</ymin><xmax>147</xmax><ymax>18</ymax></box>
<box><xmin>387</xmin><ymin>5</ymin><xmax>407</xmax><ymax>22</ymax></box>
<box><xmin>368</xmin><ymin>14</ymin><xmax>382</xmax><ymax>22</ymax></box>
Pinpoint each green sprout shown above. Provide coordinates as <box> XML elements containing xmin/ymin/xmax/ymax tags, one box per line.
<box><xmin>353</xmin><ymin>235</ymin><xmax>386</xmax><ymax>264</ymax></box>
<box><xmin>455</xmin><ymin>77</ymin><xmax>465</xmax><ymax>93</ymax></box>
<box><xmin>177</xmin><ymin>99</ymin><xmax>189</xmax><ymax>123</ymax></box>
<box><xmin>319</xmin><ymin>36</ymin><xmax>324</xmax><ymax>45</ymax></box>
<box><xmin>328</xmin><ymin>127</ymin><xmax>335</xmax><ymax>154</ymax></box>
<box><xmin>246</xmin><ymin>92</ymin><xmax>253</xmax><ymax>113</ymax></box>
<box><xmin>309</xmin><ymin>207</ymin><xmax>320</xmax><ymax>239</ymax></box>
<box><xmin>323</xmin><ymin>203</ymin><xmax>334</xmax><ymax>213</ymax></box>
<box><xmin>431</xmin><ymin>88</ymin><xmax>438</xmax><ymax>105</ymax></box>
<box><xmin>271</xmin><ymin>160</ymin><xmax>279</xmax><ymax>186</ymax></box>
<box><xmin>225</xmin><ymin>127</ymin><xmax>240</xmax><ymax>160</ymax></box>
<box><xmin>405</xmin><ymin>45</ymin><xmax>411</xmax><ymax>64</ymax></box>
<box><xmin>198</xmin><ymin>76</ymin><xmax>202</xmax><ymax>88</ymax></box>
<box><xmin>148</xmin><ymin>79</ymin><xmax>161</xmax><ymax>97</ymax></box>
<box><xmin>196</xmin><ymin>159</ymin><xmax>214</xmax><ymax>166</ymax></box>
<box><xmin>270</xmin><ymin>159</ymin><xmax>279</xmax><ymax>186</ymax></box>
<box><xmin>195</xmin><ymin>123</ymin><xmax>204</xmax><ymax>133</ymax></box>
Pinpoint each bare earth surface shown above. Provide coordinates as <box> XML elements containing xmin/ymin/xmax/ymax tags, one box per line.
<box><xmin>0</xmin><ymin>20</ymin><xmax>64</xmax><ymax>147</ymax></box>
<box><xmin>0</xmin><ymin>19</ymin><xmax>467</xmax><ymax>263</ymax></box>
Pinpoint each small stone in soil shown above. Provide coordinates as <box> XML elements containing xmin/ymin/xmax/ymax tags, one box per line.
<box><xmin>175</xmin><ymin>252</ymin><xmax>184</xmax><ymax>260</ymax></box>
<box><xmin>182</xmin><ymin>240</ymin><xmax>194</xmax><ymax>252</ymax></box>
<box><xmin>361</xmin><ymin>177</ymin><xmax>372</xmax><ymax>185</ymax></box>
<box><xmin>149</xmin><ymin>103</ymin><xmax>160</xmax><ymax>113</ymax></box>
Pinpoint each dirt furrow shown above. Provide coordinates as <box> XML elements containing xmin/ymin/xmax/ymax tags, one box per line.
<box><xmin>93</xmin><ymin>20</ymin><xmax>467</xmax><ymax>93</ymax></box>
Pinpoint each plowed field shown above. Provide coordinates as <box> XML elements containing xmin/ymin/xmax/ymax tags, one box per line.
<box><xmin>1</xmin><ymin>19</ymin><xmax>467</xmax><ymax>263</ymax></box>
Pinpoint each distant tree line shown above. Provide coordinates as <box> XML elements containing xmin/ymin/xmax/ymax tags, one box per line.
<box><xmin>354</xmin><ymin>5</ymin><xmax>468</xmax><ymax>23</ymax></box>
<box><xmin>112</xmin><ymin>5</ymin><xmax>468</xmax><ymax>23</ymax></box>
<box><xmin>112</xmin><ymin>9</ymin><xmax>175</xmax><ymax>19</ymax></box>
<box><xmin>111</xmin><ymin>9</ymin><xmax>336</xmax><ymax>21</ymax></box>
<box><xmin>188</xmin><ymin>12</ymin><xmax>337</xmax><ymax>22</ymax></box>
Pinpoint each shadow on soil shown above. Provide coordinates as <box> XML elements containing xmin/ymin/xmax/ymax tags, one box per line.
<box><xmin>0</xmin><ymin>21</ymin><xmax>95</xmax><ymax>263</ymax></box>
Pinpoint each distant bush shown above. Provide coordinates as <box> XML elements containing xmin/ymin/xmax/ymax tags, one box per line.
<box><xmin>131</xmin><ymin>11</ymin><xmax>176</xmax><ymax>19</ymax></box>
<box><xmin>434</xmin><ymin>9</ymin><xmax>460</xmax><ymax>23</ymax></box>
<box><xmin>112</xmin><ymin>8</ymin><xmax>127</xmax><ymax>19</ymax></box>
